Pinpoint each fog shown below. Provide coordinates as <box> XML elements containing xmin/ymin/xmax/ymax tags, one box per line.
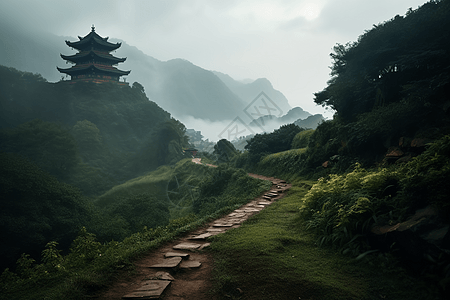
<box><xmin>0</xmin><ymin>0</ymin><xmax>428</xmax><ymax>120</ymax></box>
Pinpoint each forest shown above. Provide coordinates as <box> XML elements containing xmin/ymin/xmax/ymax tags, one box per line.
<box><xmin>1</xmin><ymin>0</ymin><xmax>450</xmax><ymax>299</ymax></box>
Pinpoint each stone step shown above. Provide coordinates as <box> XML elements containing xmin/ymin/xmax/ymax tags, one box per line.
<box><xmin>151</xmin><ymin>271</ymin><xmax>175</xmax><ymax>281</ymax></box>
<box><xmin>206</xmin><ymin>228</ymin><xmax>226</xmax><ymax>232</ymax></box>
<box><xmin>173</xmin><ymin>242</ymin><xmax>204</xmax><ymax>251</ymax></box>
<box><xmin>164</xmin><ymin>252</ymin><xmax>190</xmax><ymax>259</ymax></box>
<box><xmin>122</xmin><ymin>280</ymin><xmax>171</xmax><ymax>299</ymax></box>
<box><xmin>188</xmin><ymin>232</ymin><xmax>214</xmax><ymax>240</ymax></box>
<box><xmin>228</xmin><ymin>212</ymin><xmax>246</xmax><ymax>218</ymax></box>
<box><xmin>258</xmin><ymin>201</ymin><xmax>272</xmax><ymax>205</ymax></box>
<box><xmin>262</xmin><ymin>196</ymin><xmax>272</xmax><ymax>200</ymax></box>
<box><xmin>149</xmin><ymin>257</ymin><xmax>182</xmax><ymax>268</ymax></box>
<box><xmin>212</xmin><ymin>223</ymin><xmax>233</xmax><ymax>227</ymax></box>
<box><xmin>180</xmin><ymin>260</ymin><xmax>202</xmax><ymax>269</ymax></box>
<box><xmin>265</xmin><ymin>193</ymin><xmax>278</xmax><ymax>198</ymax></box>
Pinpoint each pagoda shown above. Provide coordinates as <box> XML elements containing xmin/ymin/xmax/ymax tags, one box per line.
<box><xmin>57</xmin><ymin>26</ymin><xmax>130</xmax><ymax>83</ymax></box>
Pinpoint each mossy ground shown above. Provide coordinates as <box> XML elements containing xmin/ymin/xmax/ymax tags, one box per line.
<box><xmin>209</xmin><ymin>181</ymin><xmax>437</xmax><ymax>300</ymax></box>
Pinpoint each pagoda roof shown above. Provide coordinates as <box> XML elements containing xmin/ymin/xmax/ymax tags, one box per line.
<box><xmin>65</xmin><ymin>26</ymin><xmax>121</xmax><ymax>51</ymax></box>
<box><xmin>61</xmin><ymin>50</ymin><xmax>126</xmax><ymax>64</ymax></box>
<box><xmin>57</xmin><ymin>64</ymin><xmax>131</xmax><ymax>76</ymax></box>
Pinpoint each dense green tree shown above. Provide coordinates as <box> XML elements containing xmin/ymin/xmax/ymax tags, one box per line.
<box><xmin>245</xmin><ymin>124</ymin><xmax>303</xmax><ymax>163</ymax></box>
<box><xmin>314</xmin><ymin>0</ymin><xmax>450</xmax><ymax>121</ymax></box>
<box><xmin>0</xmin><ymin>153</ymin><xmax>89</xmax><ymax>270</ymax></box>
<box><xmin>0</xmin><ymin>119</ymin><xmax>78</xmax><ymax>179</ymax></box>
<box><xmin>214</xmin><ymin>139</ymin><xmax>239</xmax><ymax>163</ymax></box>
<box><xmin>106</xmin><ymin>193</ymin><xmax>170</xmax><ymax>234</ymax></box>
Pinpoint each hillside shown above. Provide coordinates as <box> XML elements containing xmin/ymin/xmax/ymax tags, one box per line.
<box><xmin>0</xmin><ymin>23</ymin><xmax>292</xmax><ymax>122</ymax></box>
<box><xmin>213</xmin><ymin>71</ymin><xmax>291</xmax><ymax>114</ymax></box>
<box><xmin>0</xmin><ymin>65</ymin><xmax>188</xmax><ymax>195</ymax></box>
<box><xmin>1</xmin><ymin>1</ymin><xmax>450</xmax><ymax>299</ymax></box>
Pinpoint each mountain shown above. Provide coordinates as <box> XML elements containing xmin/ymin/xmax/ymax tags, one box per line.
<box><xmin>0</xmin><ymin>66</ymin><xmax>190</xmax><ymax>196</ymax></box>
<box><xmin>249</xmin><ymin>106</ymin><xmax>312</xmax><ymax>127</ymax></box>
<box><xmin>0</xmin><ymin>21</ymin><xmax>289</xmax><ymax>122</ymax></box>
<box><xmin>294</xmin><ymin>114</ymin><xmax>324</xmax><ymax>129</ymax></box>
<box><xmin>213</xmin><ymin>71</ymin><xmax>291</xmax><ymax>114</ymax></box>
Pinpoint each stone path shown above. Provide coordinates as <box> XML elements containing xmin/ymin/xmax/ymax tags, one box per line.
<box><xmin>97</xmin><ymin>169</ymin><xmax>291</xmax><ymax>299</ymax></box>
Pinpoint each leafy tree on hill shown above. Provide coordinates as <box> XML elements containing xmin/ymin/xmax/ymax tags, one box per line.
<box><xmin>214</xmin><ymin>139</ymin><xmax>239</xmax><ymax>163</ymax></box>
<box><xmin>245</xmin><ymin>124</ymin><xmax>303</xmax><ymax>163</ymax></box>
<box><xmin>0</xmin><ymin>153</ymin><xmax>89</xmax><ymax>270</ymax></box>
<box><xmin>314</xmin><ymin>0</ymin><xmax>450</xmax><ymax>122</ymax></box>
<box><xmin>0</xmin><ymin>119</ymin><xmax>78</xmax><ymax>180</ymax></box>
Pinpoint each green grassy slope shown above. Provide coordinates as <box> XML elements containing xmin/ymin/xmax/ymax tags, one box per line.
<box><xmin>210</xmin><ymin>182</ymin><xmax>438</xmax><ymax>300</ymax></box>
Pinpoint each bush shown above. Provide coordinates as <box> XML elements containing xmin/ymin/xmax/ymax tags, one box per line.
<box><xmin>291</xmin><ymin>129</ymin><xmax>314</xmax><ymax>149</ymax></box>
<box><xmin>300</xmin><ymin>163</ymin><xmax>402</xmax><ymax>254</ymax></box>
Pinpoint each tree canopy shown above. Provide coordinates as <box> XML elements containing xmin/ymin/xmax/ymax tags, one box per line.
<box><xmin>314</xmin><ymin>0</ymin><xmax>450</xmax><ymax>121</ymax></box>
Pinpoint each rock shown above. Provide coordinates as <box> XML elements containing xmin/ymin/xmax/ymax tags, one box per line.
<box><xmin>122</xmin><ymin>280</ymin><xmax>171</xmax><ymax>299</ymax></box>
<box><xmin>386</xmin><ymin>146</ymin><xmax>404</xmax><ymax>157</ymax></box>
<box><xmin>198</xmin><ymin>243</ymin><xmax>211</xmax><ymax>250</ymax></box>
<box><xmin>151</xmin><ymin>271</ymin><xmax>175</xmax><ymax>281</ymax></box>
<box><xmin>188</xmin><ymin>232</ymin><xmax>214</xmax><ymax>240</ymax></box>
<box><xmin>206</xmin><ymin>228</ymin><xmax>225</xmax><ymax>232</ymax></box>
<box><xmin>164</xmin><ymin>252</ymin><xmax>190</xmax><ymax>259</ymax></box>
<box><xmin>179</xmin><ymin>260</ymin><xmax>202</xmax><ymax>269</ymax></box>
<box><xmin>173</xmin><ymin>242</ymin><xmax>203</xmax><ymax>250</ymax></box>
<box><xmin>258</xmin><ymin>201</ymin><xmax>272</xmax><ymax>205</ymax></box>
<box><xmin>228</xmin><ymin>212</ymin><xmax>246</xmax><ymax>218</ymax></box>
<box><xmin>149</xmin><ymin>257</ymin><xmax>182</xmax><ymax>268</ymax></box>
<box><xmin>212</xmin><ymin>223</ymin><xmax>233</xmax><ymax>227</ymax></box>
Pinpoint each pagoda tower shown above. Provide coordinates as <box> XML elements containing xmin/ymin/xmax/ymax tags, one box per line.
<box><xmin>57</xmin><ymin>26</ymin><xmax>130</xmax><ymax>83</ymax></box>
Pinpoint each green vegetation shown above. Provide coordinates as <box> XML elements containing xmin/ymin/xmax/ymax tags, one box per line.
<box><xmin>210</xmin><ymin>183</ymin><xmax>437</xmax><ymax>299</ymax></box>
<box><xmin>0</xmin><ymin>158</ymin><xmax>271</xmax><ymax>299</ymax></box>
<box><xmin>1</xmin><ymin>1</ymin><xmax>450</xmax><ymax>299</ymax></box>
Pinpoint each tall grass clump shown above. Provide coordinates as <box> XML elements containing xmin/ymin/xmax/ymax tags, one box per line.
<box><xmin>299</xmin><ymin>163</ymin><xmax>403</xmax><ymax>255</ymax></box>
<box><xmin>256</xmin><ymin>148</ymin><xmax>307</xmax><ymax>181</ymax></box>
<box><xmin>300</xmin><ymin>135</ymin><xmax>450</xmax><ymax>257</ymax></box>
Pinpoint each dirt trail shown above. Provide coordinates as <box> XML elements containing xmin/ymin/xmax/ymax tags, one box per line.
<box><xmin>96</xmin><ymin>159</ymin><xmax>291</xmax><ymax>299</ymax></box>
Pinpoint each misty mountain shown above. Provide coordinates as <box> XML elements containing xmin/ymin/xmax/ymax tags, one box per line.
<box><xmin>248</xmin><ymin>106</ymin><xmax>312</xmax><ymax>127</ymax></box>
<box><xmin>0</xmin><ymin>66</ymin><xmax>190</xmax><ymax>195</ymax></box>
<box><xmin>213</xmin><ymin>71</ymin><xmax>291</xmax><ymax>114</ymax></box>
<box><xmin>0</xmin><ymin>21</ymin><xmax>291</xmax><ymax>122</ymax></box>
<box><xmin>293</xmin><ymin>114</ymin><xmax>325</xmax><ymax>129</ymax></box>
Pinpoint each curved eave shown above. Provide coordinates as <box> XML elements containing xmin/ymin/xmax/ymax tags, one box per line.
<box><xmin>57</xmin><ymin>65</ymin><xmax>130</xmax><ymax>76</ymax></box>
<box><xmin>65</xmin><ymin>37</ymin><xmax>121</xmax><ymax>51</ymax></box>
<box><xmin>60</xmin><ymin>52</ymin><xmax>126</xmax><ymax>64</ymax></box>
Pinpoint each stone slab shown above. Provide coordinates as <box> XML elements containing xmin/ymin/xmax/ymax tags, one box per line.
<box><xmin>122</xmin><ymin>280</ymin><xmax>171</xmax><ymax>299</ymax></box>
<box><xmin>266</xmin><ymin>193</ymin><xmax>278</xmax><ymax>196</ymax></box>
<box><xmin>206</xmin><ymin>228</ymin><xmax>225</xmax><ymax>232</ymax></box>
<box><xmin>243</xmin><ymin>208</ymin><xmax>261</xmax><ymax>212</ymax></box>
<box><xmin>198</xmin><ymin>242</ymin><xmax>211</xmax><ymax>250</ymax></box>
<box><xmin>164</xmin><ymin>252</ymin><xmax>190</xmax><ymax>259</ymax></box>
<box><xmin>188</xmin><ymin>232</ymin><xmax>214</xmax><ymax>240</ymax></box>
<box><xmin>180</xmin><ymin>260</ymin><xmax>202</xmax><ymax>269</ymax></box>
<box><xmin>228</xmin><ymin>213</ymin><xmax>246</xmax><ymax>218</ymax></box>
<box><xmin>149</xmin><ymin>257</ymin><xmax>182</xmax><ymax>268</ymax></box>
<box><xmin>258</xmin><ymin>201</ymin><xmax>272</xmax><ymax>205</ymax></box>
<box><xmin>151</xmin><ymin>271</ymin><xmax>175</xmax><ymax>281</ymax></box>
<box><xmin>262</xmin><ymin>196</ymin><xmax>273</xmax><ymax>200</ymax></box>
<box><xmin>173</xmin><ymin>242</ymin><xmax>202</xmax><ymax>250</ymax></box>
<box><xmin>255</xmin><ymin>205</ymin><xmax>265</xmax><ymax>208</ymax></box>
<box><xmin>227</xmin><ymin>218</ymin><xmax>245</xmax><ymax>224</ymax></box>
<box><xmin>213</xmin><ymin>223</ymin><xmax>233</xmax><ymax>227</ymax></box>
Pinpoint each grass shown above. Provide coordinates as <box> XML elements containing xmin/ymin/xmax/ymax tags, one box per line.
<box><xmin>209</xmin><ymin>180</ymin><xmax>438</xmax><ymax>300</ymax></box>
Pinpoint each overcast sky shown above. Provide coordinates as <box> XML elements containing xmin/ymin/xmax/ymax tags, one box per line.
<box><xmin>1</xmin><ymin>0</ymin><xmax>428</xmax><ymax>118</ymax></box>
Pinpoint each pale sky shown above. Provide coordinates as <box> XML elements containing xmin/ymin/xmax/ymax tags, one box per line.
<box><xmin>0</xmin><ymin>0</ymin><xmax>428</xmax><ymax>118</ymax></box>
